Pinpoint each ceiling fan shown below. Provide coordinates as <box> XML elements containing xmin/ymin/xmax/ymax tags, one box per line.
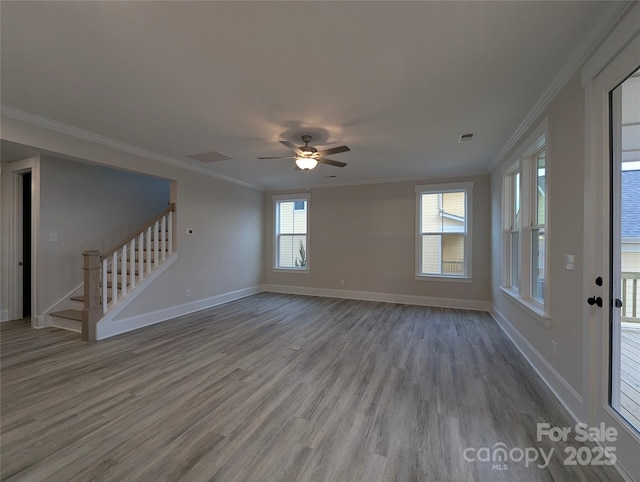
<box><xmin>258</xmin><ymin>135</ymin><xmax>350</xmax><ymax>170</ymax></box>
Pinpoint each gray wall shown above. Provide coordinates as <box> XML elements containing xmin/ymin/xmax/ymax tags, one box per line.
<box><xmin>115</xmin><ymin>168</ymin><xmax>263</xmax><ymax>319</ymax></box>
<box><xmin>37</xmin><ymin>157</ymin><xmax>170</xmax><ymax>313</ymax></box>
<box><xmin>491</xmin><ymin>72</ymin><xmax>585</xmax><ymax>394</ymax></box>
<box><xmin>265</xmin><ymin>174</ymin><xmax>491</xmax><ymax>303</ymax></box>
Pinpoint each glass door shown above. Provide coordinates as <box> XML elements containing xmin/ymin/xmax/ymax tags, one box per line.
<box><xmin>610</xmin><ymin>67</ymin><xmax>640</xmax><ymax>433</ymax></box>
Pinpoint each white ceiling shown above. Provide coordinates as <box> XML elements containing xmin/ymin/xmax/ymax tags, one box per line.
<box><xmin>0</xmin><ymin>1</ymin><xmax>619</xmax><ymax>189</ymax></box>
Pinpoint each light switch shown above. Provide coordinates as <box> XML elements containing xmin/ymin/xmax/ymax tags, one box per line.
<box><xmin>564</xmin><ymin>254</ymin><xmax>575</xmax><ymax>271</ymax></box>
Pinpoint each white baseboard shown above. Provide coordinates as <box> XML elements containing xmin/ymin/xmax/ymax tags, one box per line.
<box><xmin>263</xmin><ymin>284</ymin><xmax>491</xmax><ymax>312</ymax></box>
<box><xmin>0</xmin><ymin>309</ymin><xmax>8</xmax><ymax>322</ymax></box>
<box><xmin>489</xmin><ymin>304</ymin><xmax>583</xmax><ymax>422</ymax></box>
<box><xmin>96</xmin><ymin>284</ymin><xmax>262</xmax><ymax>340</ymax></box>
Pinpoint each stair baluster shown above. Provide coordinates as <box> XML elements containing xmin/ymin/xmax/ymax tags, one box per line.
<box><xmin>121</xmin><ymin>243</ymin><xmax>128</xmax><ymax>298</ymax></box>
<box><xmin>146</xmin><ymin>226</ymin><xmax>152</xmax><ymax>275</ymax></box>
<box><xmin>112</xmin><ymin>251</ymin><xmax>118</xmax><ymax>306</ymax></box>
<box><xmin>129</xmin><ymin>238</ymin><xmax>136</xmax><ymax>289</ymax></box>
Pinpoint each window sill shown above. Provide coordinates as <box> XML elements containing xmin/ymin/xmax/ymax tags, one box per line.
<box><xmin>273</xmin><ymin>268</ymin><xmax>309</xmax><ymax>274</ymax></box>
<box><xmin>415</xmin><ymin>275</ymin><xmax>472</xmax><ymax>283</ymax></box>
<box><xmin>500</xmin><ymin>286</ymin><xmax>550</xmax><ymax>327</ymax></box>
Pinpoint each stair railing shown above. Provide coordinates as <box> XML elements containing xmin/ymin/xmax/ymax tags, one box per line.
<box><xmin>82</xmin><ymin>203</ymin><xmax>176</xmax><ymax>341</ymax></box>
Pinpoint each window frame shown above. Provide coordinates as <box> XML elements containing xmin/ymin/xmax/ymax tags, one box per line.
<box><xmin>501</xmin><ymin>120</ymin><xmax>550</xmax><ymax>322</ymax></box>
<box><xmin>273</xmin><ymin>193</ymin><xmax>310</xmax><ymax>272</ymax></box>
<box><xmin>505</xmin><ymin>168</ymin><xmax>522</xmax><ymax>291</ymax></box>
<box><xmin>415</xmin><ymin>181</ymin><xmax>474</xmax><ymax>282</ymax></box>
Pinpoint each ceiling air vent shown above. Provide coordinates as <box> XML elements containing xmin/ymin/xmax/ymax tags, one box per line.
<box><xmin>458</xmin><ymin>133</ymin><xmax>474</xmax><ymax>143</ymax></box>
<box><xmin>188</xmin><ymin>151</ymin><xmax>232</xmax><ymax>163</ymax></box>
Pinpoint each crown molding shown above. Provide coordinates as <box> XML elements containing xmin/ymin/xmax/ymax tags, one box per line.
<box><xmin>265</xmin><ymin>168</ymin><xmax>490</xmax><ymax>192</ymax></box>
<box><xmin>490</xmin><ymin>1</ymin><xmax>631</xmax><ymax>172</ymax></box>
<box><xmin>1</xmin><ymin>105</ymin><xmax>262</xmax><ymax>191</ymax></box>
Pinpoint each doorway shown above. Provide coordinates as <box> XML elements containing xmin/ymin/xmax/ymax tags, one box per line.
<box><xmin>4</xmin><ymin>156</ymin><xmax>40</xmax><ymax>326</ymax></box>
<box><xmin>584</xmin><ymin>21</ymin><xmax>640</xmax><ymax>479</ymax></box>
<box><xmin>22</xmin><ymin>171</ymin><xmax>32</xmax><ymax>319</ymax></box>
<box><xmin>610</xmin><ymin>68</ymin><xmax>640</xmax><ymax>433</ymax></box>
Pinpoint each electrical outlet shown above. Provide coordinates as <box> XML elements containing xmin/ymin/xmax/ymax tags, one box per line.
<box><xmin>186</xmin><ymin>288</ymin><xmax>191</xmax><ymax>297</ymax></box>
<box><xmin>339</xmin><ymin>278</ymin><xmax>345</xmax><ymax>286</ymax></box>
<box><xmin>552</xmin><ymin>340</ymin><xmax>558</xmax><ymax>357</ymax></box>
<box><xmin>49</xmin><ymin>233</ymin><xmax>59</xmax><ymax>243</ymax></box>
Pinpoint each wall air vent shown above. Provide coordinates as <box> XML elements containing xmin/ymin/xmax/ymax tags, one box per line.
<box><xmin>188</xmin><ymin>151</ymin><xmax>232</xmax><ymax>163</ymax></box>
<box><xmin>458</xmin><ymin>133</ymin><xmax>474</xmax><ymax>143</ymax></box>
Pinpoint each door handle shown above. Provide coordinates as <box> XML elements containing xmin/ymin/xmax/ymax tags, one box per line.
<box><xmin>587</xmin><ymin>296</ymin><xmax>603</xmax><ymax>307</ymax></box>
<box><xmin>614</xmin><ymin>299</ymin><xmax>623</xmax><ymax>309</ymax></box>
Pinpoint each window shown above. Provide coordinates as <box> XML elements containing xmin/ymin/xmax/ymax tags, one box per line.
<box><xmin>502</xmin><ymin>128</ymin><xmax>548</xmax><ymax>317</ymax></box>
<box><xmin>274</xmin><ymin>194</ymin><xmax>309</xmax><ymax>270</ymax></box>
<box><xmin>416</xmin><ymin>182</ymin><xmax>473</xmax><ymax>279</ymax></box>
<box><xmin>508</xmin><ymin>170</ymin><xmax>521</xmax><ymax>290</ymax></box>
<box><xmin>531</xmin><ymin>149</ymin><xmax>546</xmax><ymax>302</ymax></box>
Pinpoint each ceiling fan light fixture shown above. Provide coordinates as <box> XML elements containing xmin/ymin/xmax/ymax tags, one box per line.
<box><xmin>295</xmin><ymin>157</ymin><xmax>318</xmax><ymax>170</ymax></box>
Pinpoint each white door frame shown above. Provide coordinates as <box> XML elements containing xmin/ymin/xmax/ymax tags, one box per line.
<box><xmin>4</xmin><ymin>157</ymin><xmax>41</xmax><ymax>327</ymax></box>
<box><xmin>583</xmin><ymin>5</ymin><xmax>640</xmax><ymax>479</ymax></box>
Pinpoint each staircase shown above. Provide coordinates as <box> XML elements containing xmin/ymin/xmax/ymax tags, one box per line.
<box><xmin>50</xmin><ymin>203</ymin><xmax>176</xmax><ymax>341</ymax></box>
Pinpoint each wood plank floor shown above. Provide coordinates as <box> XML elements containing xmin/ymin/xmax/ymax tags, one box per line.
<box><xmin>1</xmin><ymin>293</ymin><xmax>625</xmax><ymax>481</ymax></box>
<box><xmin>620</xmin><ymin>328</ymin><xmax>640</xmax><ymax>431</ymax></box>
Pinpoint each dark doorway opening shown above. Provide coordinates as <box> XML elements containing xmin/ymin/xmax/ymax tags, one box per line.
<box><xmin>22</xmin><ymin>171</ymin><xmax>31</xmax><ymax>318</ymax></box>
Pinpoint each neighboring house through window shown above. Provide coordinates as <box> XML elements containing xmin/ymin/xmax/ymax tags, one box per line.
<box><xmin>416</xmin><ymin>181</ymin><xmax>473</xmax><ymax>280</ymax></box>
<box><xmin>274</xmin><ymin>193</ymin><xmax>309</xmax><ymax>270</ymax></box>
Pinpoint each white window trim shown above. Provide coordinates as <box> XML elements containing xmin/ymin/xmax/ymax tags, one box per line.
<box><xmin>500</xmin><ymin>118</ymin><xmax>550</xmax><ymax>323</ymax></box>
<box><xmin>273</xmin><ymin>193</ymin><xmax>310</xmax><ymax>272</ymax></box>
<box><xmin>415</xmin><ymin>181</ymin><xmax>473</xmax><ymax>281</ymax></box>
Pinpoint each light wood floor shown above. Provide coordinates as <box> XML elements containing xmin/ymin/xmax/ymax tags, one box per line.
<box><xmin>1</xmin><ymin>294</ymin><xmax>624</xmax><ymax>481</ymax></box>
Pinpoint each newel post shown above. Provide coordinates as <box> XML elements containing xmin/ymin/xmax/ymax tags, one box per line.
<box><xmin>82</xmin><ymin>250</ymin><xmax>101</xmax><ymax>342</ymax></box>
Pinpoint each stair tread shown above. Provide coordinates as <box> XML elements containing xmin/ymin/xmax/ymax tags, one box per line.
<box><xmin>50</xmin><ymin>309</ymin><xmax>82</xmax><ymax>321</ymax></box>
<box><xmin>71</xmin><ymin>295</ymin><xmax>112</xmax><ymax>304</ymax></box>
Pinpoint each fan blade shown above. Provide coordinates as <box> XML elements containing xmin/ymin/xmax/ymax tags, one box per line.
<box><xmin>317</xmin><ymin>145</ymin><xmax>350</xmax><ymax>157</ymax></box>
<box><xmin>318</xmin><ymin>157</ymin><xmax>347</xmax><ymax>168</ymax></box>
<box><xmin>257</xmin><ymin>156</ymin><xmax>293</xmax><ymax>159</ymax></box>
<box><xmin>280</xmin><ymin>140</ymin><xmax>302</xmax><ymax>154</ymax></box>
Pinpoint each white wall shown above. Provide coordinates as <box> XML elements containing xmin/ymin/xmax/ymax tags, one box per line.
<box><xmin>38</xmin><ymin>156</ymin><xmax>170</xmax><ymax>314</ymax></box>
<box><xmin>264</xmin><ymin>174</ymin><xmax>491</xmax><ymax>307</ymax></box>
<box><xmin>491</xmin><ymin>72</ymin><xmax>586</xmax><ymax>410</ymax></box>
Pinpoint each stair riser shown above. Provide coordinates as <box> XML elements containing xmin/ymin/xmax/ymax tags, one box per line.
<box><xmin>50</xmin><ymin>317</ymin><xmax>81</xmax><ymax>333</ymax></box>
